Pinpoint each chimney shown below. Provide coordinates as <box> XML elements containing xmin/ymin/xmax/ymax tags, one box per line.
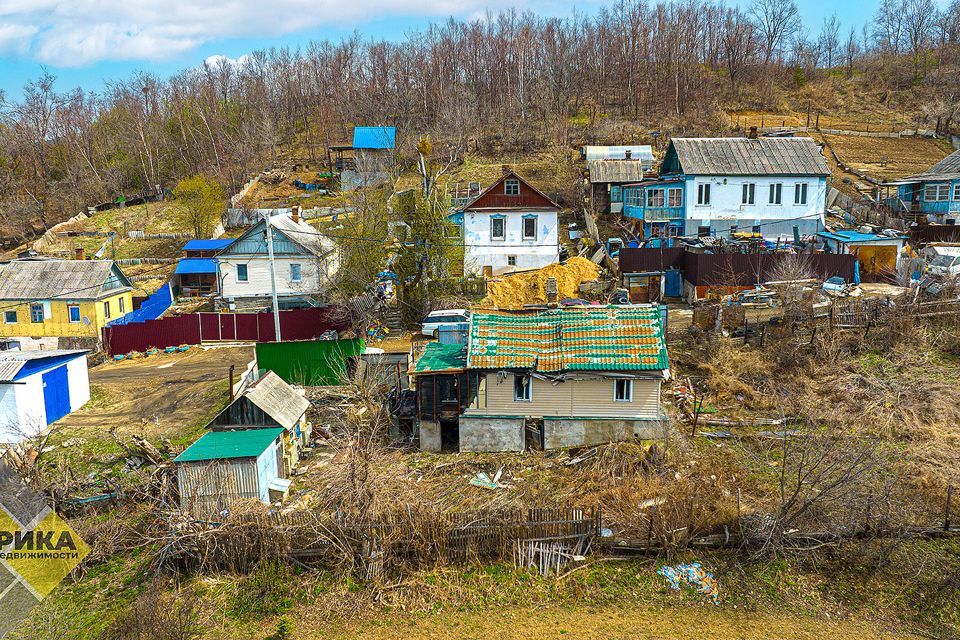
<box><xmin>75</xmin><ymin>246</ymin><xmax>85</xmax><ymax>261</ymax></box>
<box><xmin>624</xmin><ymin>149</ymin><xmax>632</xmax><ymax>160</ymax></box>
<box><xmin>748</xmin><ymin>126</ymin><xmax>758</xmax><ymax>140</ymax></box>
<box><xmin>291</xmin><ymin>205</ymin><xmax>300</xmax><ymax>224</ymax></box>
<box><xmin>546</xmin><ymin>277</ymin><xmax>558</xmax><ymax>308</ymax></box>
<box><xmin>501</xmin><ymin>164</ymin><xmax>512</xmax><ymax>175</ymax></box>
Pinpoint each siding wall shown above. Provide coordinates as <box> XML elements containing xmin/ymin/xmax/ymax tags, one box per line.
<box><xmin>177</xmin><ymin>458</ymin><xmax>261</xmax><ymax>514</ymax></box>
<box><xmin>0</xmin><ymin>290</ymin><xmax>133</xmax><ymax>338</ymax></box>
<box><xmin>219</xmin><ymin>256</ymin><xmax>328</xmax><ymax>299</ymax></box>
<box><xmin>462</xmin><ymin>209</ymin><xmax>559</xmax><ymax>276</ymax></box>
<box><xmin>466</xmin><ymin>373</ymin><xmax>661</xmax><ymax>419</ymax></box>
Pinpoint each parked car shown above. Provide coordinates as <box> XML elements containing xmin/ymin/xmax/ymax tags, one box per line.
<box><xmin>421</xmin><ymin>309</ymin><xmax>471</xmax><ymax>337</ymax></box>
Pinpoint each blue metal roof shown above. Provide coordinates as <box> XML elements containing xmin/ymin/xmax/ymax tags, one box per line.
<box><xmin>182</xmin><ymin>239</ymin><xmax>233</xmax><ymax>251</ymax></box>
<box><xmin>174</xmin><ymin>258</ymin><xmax>218</xmax><ymax>275</ymax></box>
<box><xmin>352</xmin><ymin>126</ymin><xmax>396</xmax><ymax>150</ymax></box>
<box><xmin>818</xmin><ymin>230</ymin><xmax>904</xmax><ymax>243</ymax></box>
<box><xmin>0</xmin><ymin>350</ymin><xmax>88</xmax><ymax>382</ymax></box>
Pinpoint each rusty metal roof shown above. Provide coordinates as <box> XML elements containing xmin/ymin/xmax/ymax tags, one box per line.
<box><xmin>670</xmin><ymin>137</ymin><xmax>829</xmax><ymax>176</ymax></box>
<box><xmin>587</xmin><ymin>160</ymin><xmax>651</xmax><ymax>184</ymax></box>
<box><xmin>467</xmin><ymin>306</ymin><xmax>668</xmax><ymax>373</ymax></box>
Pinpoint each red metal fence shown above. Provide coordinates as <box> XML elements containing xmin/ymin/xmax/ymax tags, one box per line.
<box><xmin>101</xmin><ymin>306</ymin><xmax>352</xmax><ymax>355</ymax></box>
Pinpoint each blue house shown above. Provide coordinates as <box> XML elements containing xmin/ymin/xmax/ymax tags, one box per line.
<box><xmin>883</xmin><ymin>149</ymin><xmax>960</xmax><ymax>223</ymax></box>
<box><xmin>623</xmin><ymin>137</ymin><xmax>830</xmax><ymax>242</ymax></box>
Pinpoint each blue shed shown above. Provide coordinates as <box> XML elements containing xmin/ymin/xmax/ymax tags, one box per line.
<box><xmin>0</xmin><ymin>350</ymin><xmax>90</xmax><ymax>443</ymax></box>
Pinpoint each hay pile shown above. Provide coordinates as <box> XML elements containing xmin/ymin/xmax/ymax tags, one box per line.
<box><xmin>482</xmin><ymin>257</ymin><xmax>601</xmax><ymax>309</ymax></box>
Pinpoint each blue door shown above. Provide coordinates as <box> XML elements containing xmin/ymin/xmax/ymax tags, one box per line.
<box><xmin>41</xmin><ymin>366</ymin><xmax>70</xmax><ymax>425</ymax></box>
<box><xmin>664</xmin><ymin>270</ymin><xmax>682</xmax><ymax>297</ymax></box>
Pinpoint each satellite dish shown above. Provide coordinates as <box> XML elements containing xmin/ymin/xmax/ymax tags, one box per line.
<box><xmin>82</xmin><ymin>317</ymin><xmax>91</xmax><ymax>325</ymax></box>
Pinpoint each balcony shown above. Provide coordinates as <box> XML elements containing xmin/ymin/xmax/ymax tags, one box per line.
<box><xmin>623</xmin><ymin>205</ymin><xmax>684</xmax><ymax>222</ymax></box>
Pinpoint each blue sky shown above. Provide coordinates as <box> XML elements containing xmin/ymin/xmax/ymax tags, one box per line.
<box><xmin>0</xmin><ymin>0</ymin><xmax>912</xmax><ymax>98</ymax></box>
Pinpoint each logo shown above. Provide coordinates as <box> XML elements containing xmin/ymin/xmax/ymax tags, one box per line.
<box><xmin>0</xmin><ymin>460</ymin><xmax>90</xmax><ymax>637</ymax></box>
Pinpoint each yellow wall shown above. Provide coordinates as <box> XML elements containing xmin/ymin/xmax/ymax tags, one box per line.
<box><xmin>0</xmin><ymin>290</ymin><xmax>134</xmax><ymax>338</ymax></box>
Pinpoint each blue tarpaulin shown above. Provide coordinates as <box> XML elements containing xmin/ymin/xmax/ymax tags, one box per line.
<box><xmin>174</xmin><ymin>258</ymin><xmax>218</xmax><ymax>275</ymax></box>
<box><xmin>108</xmin><ymin>282</ymin><xmax>173</xmax><ymax>326</ymax></box>
<box><xmin>352</xmin><ymin>126</ymin><xmax>395</xmax><ymax>150</ymax></box>
<box><xmin>182</xmin><ymin>239</ymin><xmax>232</xmax><ymax>252</ymax></box>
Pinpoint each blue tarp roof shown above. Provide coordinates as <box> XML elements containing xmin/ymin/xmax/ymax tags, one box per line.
<box><xmin>174</xmin><ymin>258</ymin><xmax>218</xmax><ymax>275</ymax></box>
<box><xmin>818</xmin><ymin>230</ymin><xmax>904</xmax><ymax>243</ymax></box>
<box><xmin>352</xmin><ymin>126</ymin><xmax>396</xmax><ymax>150</ymax></box>
<box><xmin>182</xmin><ymin>239</ymin><xmax>232</xmax><ymax>251</ymax></box>
<box><xmin>108</xmin><ymin>282</ymin><xmax>173</xmax><ymax>326</ymax></box>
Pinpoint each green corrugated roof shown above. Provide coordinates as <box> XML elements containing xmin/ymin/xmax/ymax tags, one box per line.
<box><xmin>467</xmin><ymin>305</ymin><xmax>668</xmax><ymax>373</ymax></box>
<box><xmin>174</xmin><ymin>427</ymin><xmax>284</xmax><ymax>463</ymax></box>
<box><xmin>413</xmin><ymin>342</ymin><xmax>468</xmax><ymax>374</ymax></box>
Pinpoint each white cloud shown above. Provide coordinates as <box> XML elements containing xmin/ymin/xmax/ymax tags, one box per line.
<box><xmin>0</xmin><ymin>0</ymin><xmax>539</xmax><ymax>67</ymax></box>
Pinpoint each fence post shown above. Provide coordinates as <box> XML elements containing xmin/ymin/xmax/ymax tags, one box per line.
<box><xmin>946</xmin><ymin>485</ymin><xmax>954</xmax><ymax>531</ymax></box>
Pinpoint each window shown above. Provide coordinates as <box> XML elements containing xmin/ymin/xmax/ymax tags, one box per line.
<box><xmin>4</xmin><ymin>310</ymin><xmax>16</xmax><ymax>324</ymax></box>
<box><xmin>768</xmin><ymin>183</ymin><xmax>783</xmax><ymax>205</ymax></box>
<box><xmin>236</xmin><ymin>264</ymin><xmax>248</xmax><ymax>282</ymax></box>
<box><xmin>513</xmin><ymin>375</ymin><xmax>532</xmax><ymax>401</ymax></box>
<box><xmin>504</xmin><ymin>178</ymin><xmax>520</xmax><ymax>196</ymax></box>
<box><xmin>290</xmin><ymin>263</ymin><xmax>302</xmax><ymax>282</ymax></box>
<box><xmin>614</xmin><ymin>379</ymin><xmax>633</xmax><ymax>402</ymax></box>
<box><xmin>68</xmin><ymin>305</ymin><xmax>81</xmax><ymax>323</ymax></box>
<box><xmin>741</xmin><ymin>183</ymin><xmax>755</xmax><ymax>205</ymax></box>
<box><xmin>624</xmin><ymin>188</ymin><xmax>642</xmax><ymax>207</ymax></box>
<box><xmin>697</xmin><ymin>225</ymin><xmax>711</xmax><ymax>238</ymax></box>
<box><xmin>507</xmin><ymin>255</ymin><xmax>517</xmax><ymax>266</ymax></box>
<box><xmin>954</xmin><ymin>183</ymin><xmax>960</xmax><ymax>201</ymax></box>
<box><xmin>925</xmin><ymin>183</ymin><xmax>950</xmax><ymax>201</ymax></box>
<box><xmin>30</xmin><ymin>304</ymin><xmax>44</xmax><ymax>323</ymax></box>
<box><xmin>522</xmin><ymin>216</ymin><xmax>537</xmax><ymax>240</ymax></box>
<box><xmin>610</xmin><ymin>185</ymin><xmax>623</xmax><ymax>203</ymax></box>
<box><xmin>102</xmin><ymin>301</ymin><xmax>111</xmax><ymax>319</ymax></box>
<box><xmin>794</xmin><ymin>183</ymin><xmax>808</xmax><ymax>205</ymax></box>
<box><xmin>646</xmin><ymin>189</ymin><xmax>665</xmax><ymax>208</ymax></box>
<box><xmin>667</xmin><ymin>187</ymin><xmax>682</xmax><ymax>208</ymax></box>
<box><xmin>491</xmin><ymin>217</ymin><xmax>505</xmax><ymax>240</ymax></box>
<box><xmin>696</xmin><ymin>183</ymin><xmax>711</xmax><ymax>205</ymax></box>
<box><xmin>119</xmin><ymin>297</ymin><xmax>126</xmax><ymax>314</ymax></box>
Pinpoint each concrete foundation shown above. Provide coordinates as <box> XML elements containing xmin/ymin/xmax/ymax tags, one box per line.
<box><xmin>543</xmin><ymin>417</ymin><xmax>669</xmax><ymax>450</ymax></box>
<box><xmin>419</xmin><ymin>420</ymin><xmax>442</xmax><ymax>452</ymax></box>
<box><xmin>459</xmin><ymin>416</ymin><xmax>524</xmax><ymax>452</ymax></box>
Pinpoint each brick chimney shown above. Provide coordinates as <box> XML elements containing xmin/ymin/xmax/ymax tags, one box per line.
<box><xmin>748</xmin><ymin>126</ymin><xmax>759</xmax><ymax>139</ymax></box>
<box><xmin>75</xmin><ymin>246</ymin><xmax>85</xmax><ymax>260</ymax></box>
<box><xmin>546</xmin><ymin>277</ymin><xmax>558</xmax><ymax>308</ymax></box>
<box><xmin>624</xmin><ymin>149</ymin><xmax>632</xmax><ymax>159</ymax></box>
<box><xmin>291</xmin><ymin>205</ymin><xmax>300</xmax><ymax>224</ymax></box>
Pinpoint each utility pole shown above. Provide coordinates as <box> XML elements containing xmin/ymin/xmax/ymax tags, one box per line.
<box><xmin>263</xmin><ymin>212</ymin><xmax>282</xmax><ymax>342</ymax></box>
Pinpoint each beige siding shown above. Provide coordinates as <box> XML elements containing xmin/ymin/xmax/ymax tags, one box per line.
<box><xmin>470</xmin><ymin>373</ymin><xmax>661</xmax><ymax>419</ymax></box>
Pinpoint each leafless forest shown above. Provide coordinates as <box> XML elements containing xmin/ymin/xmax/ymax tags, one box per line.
<box><xmin>1</xmin><ymin>0</ymin><xmax>960</xmax><ymax>240</ymax></box>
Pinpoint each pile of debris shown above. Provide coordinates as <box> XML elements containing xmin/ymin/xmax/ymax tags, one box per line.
<box><xmin>482</xmin><ymin>257</ymin><xmax>601</xmax><ymax>309</ymax></box>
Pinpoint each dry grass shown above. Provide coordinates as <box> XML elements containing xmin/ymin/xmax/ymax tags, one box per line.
<box><xmin>820</xmin><ymin>134</ymin><xmax>953</xmax><ymax>182</ymax></box>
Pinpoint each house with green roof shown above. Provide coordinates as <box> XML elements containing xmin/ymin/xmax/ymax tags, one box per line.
<box><xmin>174</xmin><ymin>427</ymin><xmax>286</xmax><ymax>515</ymax></box>
<box><xmin>408</xmin><ymin>305</ymin><xmax>670</xmax><ymax>453</ymax></box>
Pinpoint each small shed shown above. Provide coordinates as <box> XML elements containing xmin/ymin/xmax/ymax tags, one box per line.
<box><xmin>206</xmin><ymin>371</ymin><xmax>311</xmax><ymax>474</ymax></box>
<box><xmin>173</xmin><ymin>238</ymin><xmax>232</xmax><ymax>296</ymax></box>
<box><xmin>817</xmin><ymin>230</ymin><xmax>907</xmax><ymax>279</ymax></box>
<box><xmin>0</xmin><ymin>350</ymin><xmax>90</xmax><ymax>444</ymax></box>
<box><xmin>174</xmin><ymin>427</ymin><xmax>285</xmax><ymax>514</ymax></box>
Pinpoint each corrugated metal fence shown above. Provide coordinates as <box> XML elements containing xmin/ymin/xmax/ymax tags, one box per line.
<box><xmin>102</xmin><ymin>306</ymin><xmax>351</xmax><ymax>355</ymax></box>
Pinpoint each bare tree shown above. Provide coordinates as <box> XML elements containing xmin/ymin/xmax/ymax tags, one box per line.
<box><xmin>750</xmin><ymin>0</ymin><xmax>801</xmax><ymax>65</ymax></box>
<box><xmin>819</xmin><ymin>14</ymin><xmax>842</xmax><ymax>70</ymax></box>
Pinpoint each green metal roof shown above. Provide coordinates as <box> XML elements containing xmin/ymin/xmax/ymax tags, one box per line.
<box><xmin>467</xmin><ymin>305</ymin><xmax>668</xmax><ymax>373</ymax></box>
<box><xmin>174</xmin><ymin>427</ymin><xmax>284</xmax><ymax>463</ymax></box>
<box><xmin>413</xmin><ymin>342</ymin><xmax>468</xmax><ymax>375</ymax></box>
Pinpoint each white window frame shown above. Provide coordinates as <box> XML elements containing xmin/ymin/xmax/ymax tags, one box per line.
<box><xmin>490</xmin><ymin>216</ymin><xmax>506</xmax><ymax>241</ymax></box>
<box><xmin>30</xmin><ymin>303</ymin><xmax>44</xmax><ymax>323</ymax></box>
<box><xmin>646</xmin><ymin>189</ymin><xmax>665</xmax><ymax>208</ymax></box>
<box><xmin>103</xmin><ymin>301</ymin><xmax>111</xmax><ymax>319</ymax></box>
<box><xmin>696</xmin><ymin>183</ymin><xmax>711</xmax><ymax>206</ymax></box>
<box><xmin>522</xmin><ymin>216</ymin><xmax>537</xmax><ymax>240</ymax></box>
<box><xmin>68</xmin><ymin>304</ymin><xmax>81</xmax><ymax>323</ymax></box>
<box><xmin>119</xmin><ymin>297</ymin><xmax>126</xmax><ymax>314</ymax></box>
<box><xmin>4</xmin><ymin>310</ymin><xmax>16</xmax><ymax>324</ymax></box>
<box><xmin>769</xmin><ymin>183</ymin><xmax>783</xmax><ymax>205</ymax></box>
<box><xmin>667</xmin><ymin>187</ymin><xmax>682</xmax><ymax>208</ymax></box>
<box><xmin>925</xmin><ymin>183</ymin><xmax>950</xmax><ymax>202</ymax></box>
<box><xmin>504</xmin><ymin>179</ymin><xmax>520</xmax><ymax>196</ymax></box>
<box><xmin>513</xmin><ymin>375</ymin><xmax>532</xmax><ymax>402</ymax></box>
<box><xmin>742</xmin><ymin>183</ymin><xmax>755</xmax><ymax>205</ymax></box>
<box><xmin>507</xmin><ymin>255</ymin><xmax>517</xmax><ymax>266</ymax></box>
<box><xmin>953</xmin><ymin>183</ymin><xmax>960</xmax><ymax>201</ymax></box>
<box><xmin>236</xmin><ymin>263</ymin><xmax>249</xmax><ymax>282</ymax></box>
<box><xmin>794</xmin><ymin>183</ymin><xmax>808</xmax><ymax>205</ymax></box>
<box><xmin>613</xmin><ymin>379</ymin><xmax>633</xmax><ymax>402</ymax></box>
<box><xmin>290</xmin><ymin>263</ymin><xmax>302</xmax><ymax>282</ymax></box>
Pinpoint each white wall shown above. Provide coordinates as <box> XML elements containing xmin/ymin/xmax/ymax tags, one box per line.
<box><xmin>219</xmin><ymin>256</ymin><xmax>331</xmax><ymax>299</ymax></box>
<box><xmin>0</xmin><ymin>376</ymin><xmax>44</xmax><ymax>443</ymax></box>
<box><xmin>463</xmin><ymin>209</ymin><xmax>559</xmax><ymax>276</ymax></box>
<box><xmin>683</xmin><ymin>175</ymin><xmax>827</xmax><ymax>239</ymax></box>
<box><xmin>66</xmin><ymin>356</ymin><xmax>90</xmax><ymax>412</ymax></box>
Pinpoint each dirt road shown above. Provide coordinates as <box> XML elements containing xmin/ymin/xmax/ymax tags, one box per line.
<box><xmin>56</xmin><ymin>346</ymin><xmax>254</xmax><ymax>440</ymax></box>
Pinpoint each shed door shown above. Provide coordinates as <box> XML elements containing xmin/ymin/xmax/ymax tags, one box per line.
<box><xmin>41</xmin><ymin>365</ymin><xmax>71</xmax><ymax>425</ymax></box>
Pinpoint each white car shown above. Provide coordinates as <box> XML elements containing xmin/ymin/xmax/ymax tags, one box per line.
<box><xmin>421</xmin><ymin>309</ymin><xmax>470</xmax><ymax>337</ymax></box>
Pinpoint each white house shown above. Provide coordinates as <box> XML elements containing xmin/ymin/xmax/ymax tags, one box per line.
<box><xmin>461</xmin><ymin>169</ymin><xmax>560</xmax><ymax>276</ymax></box>
<box><xmin>216</xmin><ymin>210</ymin><xmax>339</xmax><ymax>308</ymax></box>
<box><xmin>0</xmin><ymin>350</ymin><xmax>90</xmax><ymax>444</ymax></box>
<box><xmin>624</xmin><ymin>136</ymin><xmax>830</xmax><ymax>241</ymax></box>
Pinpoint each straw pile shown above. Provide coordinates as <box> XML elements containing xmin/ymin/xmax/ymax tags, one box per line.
<box><xmin>482</xmin><ymin>257</ymin><xmax>601</xmax><ymax>309</ymax></box>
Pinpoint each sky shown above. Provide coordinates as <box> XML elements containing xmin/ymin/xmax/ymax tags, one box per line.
<box><xmin>0</xmin><ymin>0</ymin><xmax>922</xmax><ymax>98</ymax></box>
